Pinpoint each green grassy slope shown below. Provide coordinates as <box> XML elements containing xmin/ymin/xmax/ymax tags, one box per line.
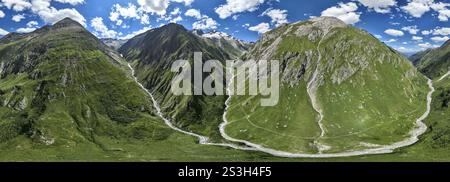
<box><xmin>0</xmin><ymin>18</ymin><xmax>266</xmax><ymax>161</ymax></box>
<box><xmin>119</xmin><ymin>23</ymin><xmax>233</xmax><ymax>141</ymax></box>
<box><xmin>224</xmin><ymin>17</ymin><xmax>429</xmax><ymax>154</ymax></box>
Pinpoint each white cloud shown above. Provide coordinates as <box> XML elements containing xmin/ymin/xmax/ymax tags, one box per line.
<box><xmin>430</xmin><ymin>2</ymin><xmax>450</xmax><ymax>21</ymax></box>
<box><xmin>384</xmin><ymin>29</ymin><xmax>404</xmax><ymax>36</ymax></box>
<box><xmin>248</xmin><ymin>22</ymin><xmax>270</xmax><ymax>34</ymax></box>
<box><xmin>401</xmin><ymin>0</ymin><xmax>432</xmax><ymax>18</ymax></box>
<box><xmin>137</xmin><ymin>0</ymin><xmax>194</xmax><ymax>16</ymax></box>
<box><xmin>355</xmin><ymin>0</ymin><xmax>396</xmax><ymax>14</ymax></box>
<box><xmin>15</xmin><ymin>20</ymin><xmax>39</xmax><ymax>34</ymax></box>
<box><xmin>421</xmin><ymin>30</ymin><xmax>432</xmax><ymax>35</ymax></box>
<box><xmin>170</xmin><ymin>7</ymin><xmax>181</xmax><ymax>15</ymax></box>
<box><xmin>1</xmin><ymin>0</ymin><xmax>32</xmax><ymax>12</ymax></box>
<box><xmin>54</xmin><ymin>0</ymin><xmax>84</xmax><ymax>5</ymax></box>
<box><xmin>418</xmin><ymin>42</ymin><xmax>439</xmax><ymax>49</ymax></box>
<box><xmin>262</xmin><ymin>8</ymin><xmax>288</xmax><ymax>27</ymax></box>
<box><xmin>431</xmin><ymin>36</ymin><xmax>449</xmax><ymax>42</ymax></box>
<box><xmin>0</xmin><ymin>10</ymin><xmax>5</xmax><ymax>18</ymax></box>
<box><xmin>432</xmin><ymin>27</ymin><xmax>450</xmax><ymax>36</ymax></box>
<box><xmin>412</xmin><ymin>36</ymin><xmax>423</xmax><ymax>41</ymax></box>
<box><xmin>321</xmin><ymin>2</ymin><xmax>361</xmax><ymax>24</ymax></box>
<box><xmin>185</xmin><ymin>8</ymin><xmax>202</xmax><ymax>19</ymax></box>
<box><xmin>215</xmin><ymin>0</ymin><xmax>265</xmax><ymax>19</ymax></box>
<box><xmin>401</xmin><ymin>26</ymin><xmax>419</xmax><ymax>34</ymax></box>
<box><xmin>109</xmin><ymin>3</ymin><xmax>141</xmax><ymax>26</ymax></box>
<box><xmin>16</xmin><ymin>0</ymin><xmax>87</xmax><ymax>26</ymax></box>
<box><xmin>137</xmin><ymin>0</ymin><xmax>169</xmax><ymax>15</ymax></box>
<box><xmin>0</xmin><ymin>28</ymin><xmax>9</xmax><ymax>36</ymax></box>
<box><xmin>374</xmin><ymin>34</ymin><xmax>382</xmax><ymax>39</ymax></box>
<box><xmin>37</xmin><ymin>7</ymin><xmax>86</xmax><ymax>26</ymax></box>
<box><xmin>170</xmin><ymin>15</ymin><xmax>182</xmax><ymax>23</ymax></box>
<box><xmin>12</xmin><ymin>14</ymin><xmax>25</xmax><ymax>22</ymax></box>
<box><xmin>400</xmin><ymin>0</ymin><xmax>450</xmax><ymax>21</ymax></box>
<box><xmin>90</xmin><ymin>17</ymin><xmax>117</xmax><ymax>38</ymax></box>
<box><xmin>184</xmin><ymin>8</ymin><xmax>217</xmax><ymax>30</ymax></box>
<box><xmin>140</xmin><ymin>14</ymin><xmax>149</xmax><ymax>24</ymax></box>
<box><xmin>119</xmin><ymin>26</ymin><xmax>152</xmax><ymax>40</ymax></box>
<box><xmin>192</xmin><ymin>17</ymin><xmax>218</xmax><ymax>30</ymax></box>
<box><xmin>397</xmin><ymin>46</ymin><xmax>418</xmax><ymax>53</ymax></box>
<box><xmin>171</xmin><ymin>0</ymin><xmax>194</xmax><ymax>6</ymax></box>
<box><xmin>16</xmin><ymin>27</ymin><xmax>36</xmax><ymax>33</ymax></box>
<box><xmin>26</xmin><ymin>20</ymin><xmax>38</xmax><ymax>27</ymax></box>
<box><xmin>385</xmin><ymin>38</ymin><xmax>397</xmax><ymax>43</ymax></box>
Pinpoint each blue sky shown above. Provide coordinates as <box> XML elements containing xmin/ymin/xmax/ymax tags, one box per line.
<box><xmin>0</xmin><ymin>0</ymin><xmax>449</xmax><ymax>54</ymax></box>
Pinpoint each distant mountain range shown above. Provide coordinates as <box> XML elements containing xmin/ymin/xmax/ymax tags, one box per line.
<box><xmin>409</xmin><ymin>40</ymin><xmax>450</xmax><ymax>79</ymax></box>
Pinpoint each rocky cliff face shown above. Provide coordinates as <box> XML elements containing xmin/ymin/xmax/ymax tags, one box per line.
<box><xmin>193</xmin><ymin>30</ymin><xmax>251</xmax><ymax>59</ymax></box>
<box><xmin>101</xmin><ymin>38</ymin><xmax>128</xmax><ymax>50</ymax></box>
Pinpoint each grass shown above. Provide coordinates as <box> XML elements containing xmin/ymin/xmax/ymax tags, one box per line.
<box><xmin>223</xmin><ymin>22</ymin><xmax>429</xmax><ymax>154</ymax></box>
<box><xmin>0</xmin><ymin>19</ymin><xmax>448</xmax><ymax>162</ymax></box>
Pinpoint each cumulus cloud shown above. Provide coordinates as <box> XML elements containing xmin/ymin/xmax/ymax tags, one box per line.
<box><xmin>16</xmin><ymin>27</ymin><xmax>36</xmax><ymax>33</ymax></box>
<box><xmin>26</xmin><ymin>20</ymin><xmax>38</xmax><ymax>27</ymax></box>
<box><xmin>137</xmin><ymin>0</ymin><xmax>193</xmax><ymax>16</ymax></box>
<box><xmin>119</xmin><ymin>26</ymin><xmax>152</xmax><ymax>40</ymax></box>
<box><xmin>418</xmin><ymin>42</ymin><xmax>439</xmax><ymax>49</ymax></box>
<box><xmin>431</xmin><ymin>36</ymin><xmax>449</xmax><ymax>42</ymax></box>
<box><xmin>412</xmin><ymin>36</ymin><xmax>423</xmax><ymax>41</ymax></box>
<box><xmin>262</xmin><ymin>8</ymin><xmax>288</xmax><ymax>27</ymax></box>
<box><xmin>0</xmin><ymin>28</ymin><xmax>8</xmax><ymax>36</ymax></box>
<box><xmin>170</xmin><ymin>7</ymin><xmax>181</xmax><ymax>15</ymax></box>
<box><xmin>0</xmin><ymin>10</ymin><xmax>5</xmax><ymax>18</ymax></box>
<box><xmin>184</xmin><ymin>8</ymin><xmax>217</xmax><ymax>30</ymax></box>
<box><xmin>432</xmin><ymin>27</ymin><xmax>450</xmax><ymax>36</ymax></box>
<box><xmin>109</xmin><ymin>3</ymin><xmax>143</xmax><ymax>26</ymax></box>
<box><xmin>170</xmin><ymin>15</ymin><xmax>182</xmax><ymax>23</ymax></box>
<box><xmin>15</xmin><ymin>19</ymin><xmax>39</xmax><ymax>34</ymax></box>
<box><xmin>430</xmin><ymin>2</ymin><xmax>450</xmax><ymax>21</ymax></box>
<box><xmin>137</xmin><ymin>0</ymin><xmax>169</xmax><ymax>15</ymax></box>
<box><xmin>215</xmin><ymin>0</ymin><xmax>265</xmax><ymax>19</ymax></box>
<box><xmin>5</xmin><ymin>0</ymin><xmax>88</xmax><ymax>26</ymax></box>
<box><xmin>185</xmin><ymin>8</ymin><xmax>202</xmax><ymax>19</ymax></box>
<box><xmin>37</xmin><ymin>7</ymin><xmax>86</xmax><ymax>26</ymax></box>
<box><xmin>401</xmin><ymin>26</ymin><xmax>419</xmax><ymax>34</ymax></box>
<box><xmin>355</xmin><ymin>0</ymin><xmax>396</xmax><ymax>14</ymax></box>
<box><xmin>12</xmin><ymin>14</ymin><xmax>25</xmax><ymax>22</ymax></box>
<box><xmin>397</xmin><ymin>46</ymin><xmax>419</xmax><ymax>53</ymax></box>
<box><xmin>321</xmin><ymin>2</ymin><xmax>361</xmax><ymax>24</ymax></box>
<box><xmin>401</xmin><ymin>0</ymin><xmax>432</xmax><ymax>18</ymax></box>
<box><xmin>422</xmin><ymin>30</ymin><xmax>432</xmax><ymax>35</ymax></box>
<box><xmin>192</xmin><ymin>17</ymin><xmax>218</xmax><ymax>30</ymax></box>
<box><xmin>384</xmin><ymin>29</ymin><xmax>404</xmax><ymax>36</ymax></box>
<box><xmin>384</xmin><ymin>38</ymin><xmax>397</xmax><ymax>43</ymax></box>
<box><xmin>248</xmin><ymin>22</ymin><xmax>270</xmax><ymax>34</ymax></box>
<box><xmin>1</xmin><ymin>0</ymin><xmax>32</xmax><ymax>12</ymax></box>
<box><xmin>54</xmin><ymin>0</ymin><xmax>84</xmax><ymax>5</ymax></box>
<box><xmin>90</xmin><ymin>17</ymin><xmax>118</xmax><ymax>38</ymax></box>
<box><xmin>401</xmin><ymin>0</ymin><xmax>450</xmax><ymax>21</ymax></box>
<box><xmin>171</xmin><ymin>0</ymin><xmax>194</xmax><ymax>6</ymax></box>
